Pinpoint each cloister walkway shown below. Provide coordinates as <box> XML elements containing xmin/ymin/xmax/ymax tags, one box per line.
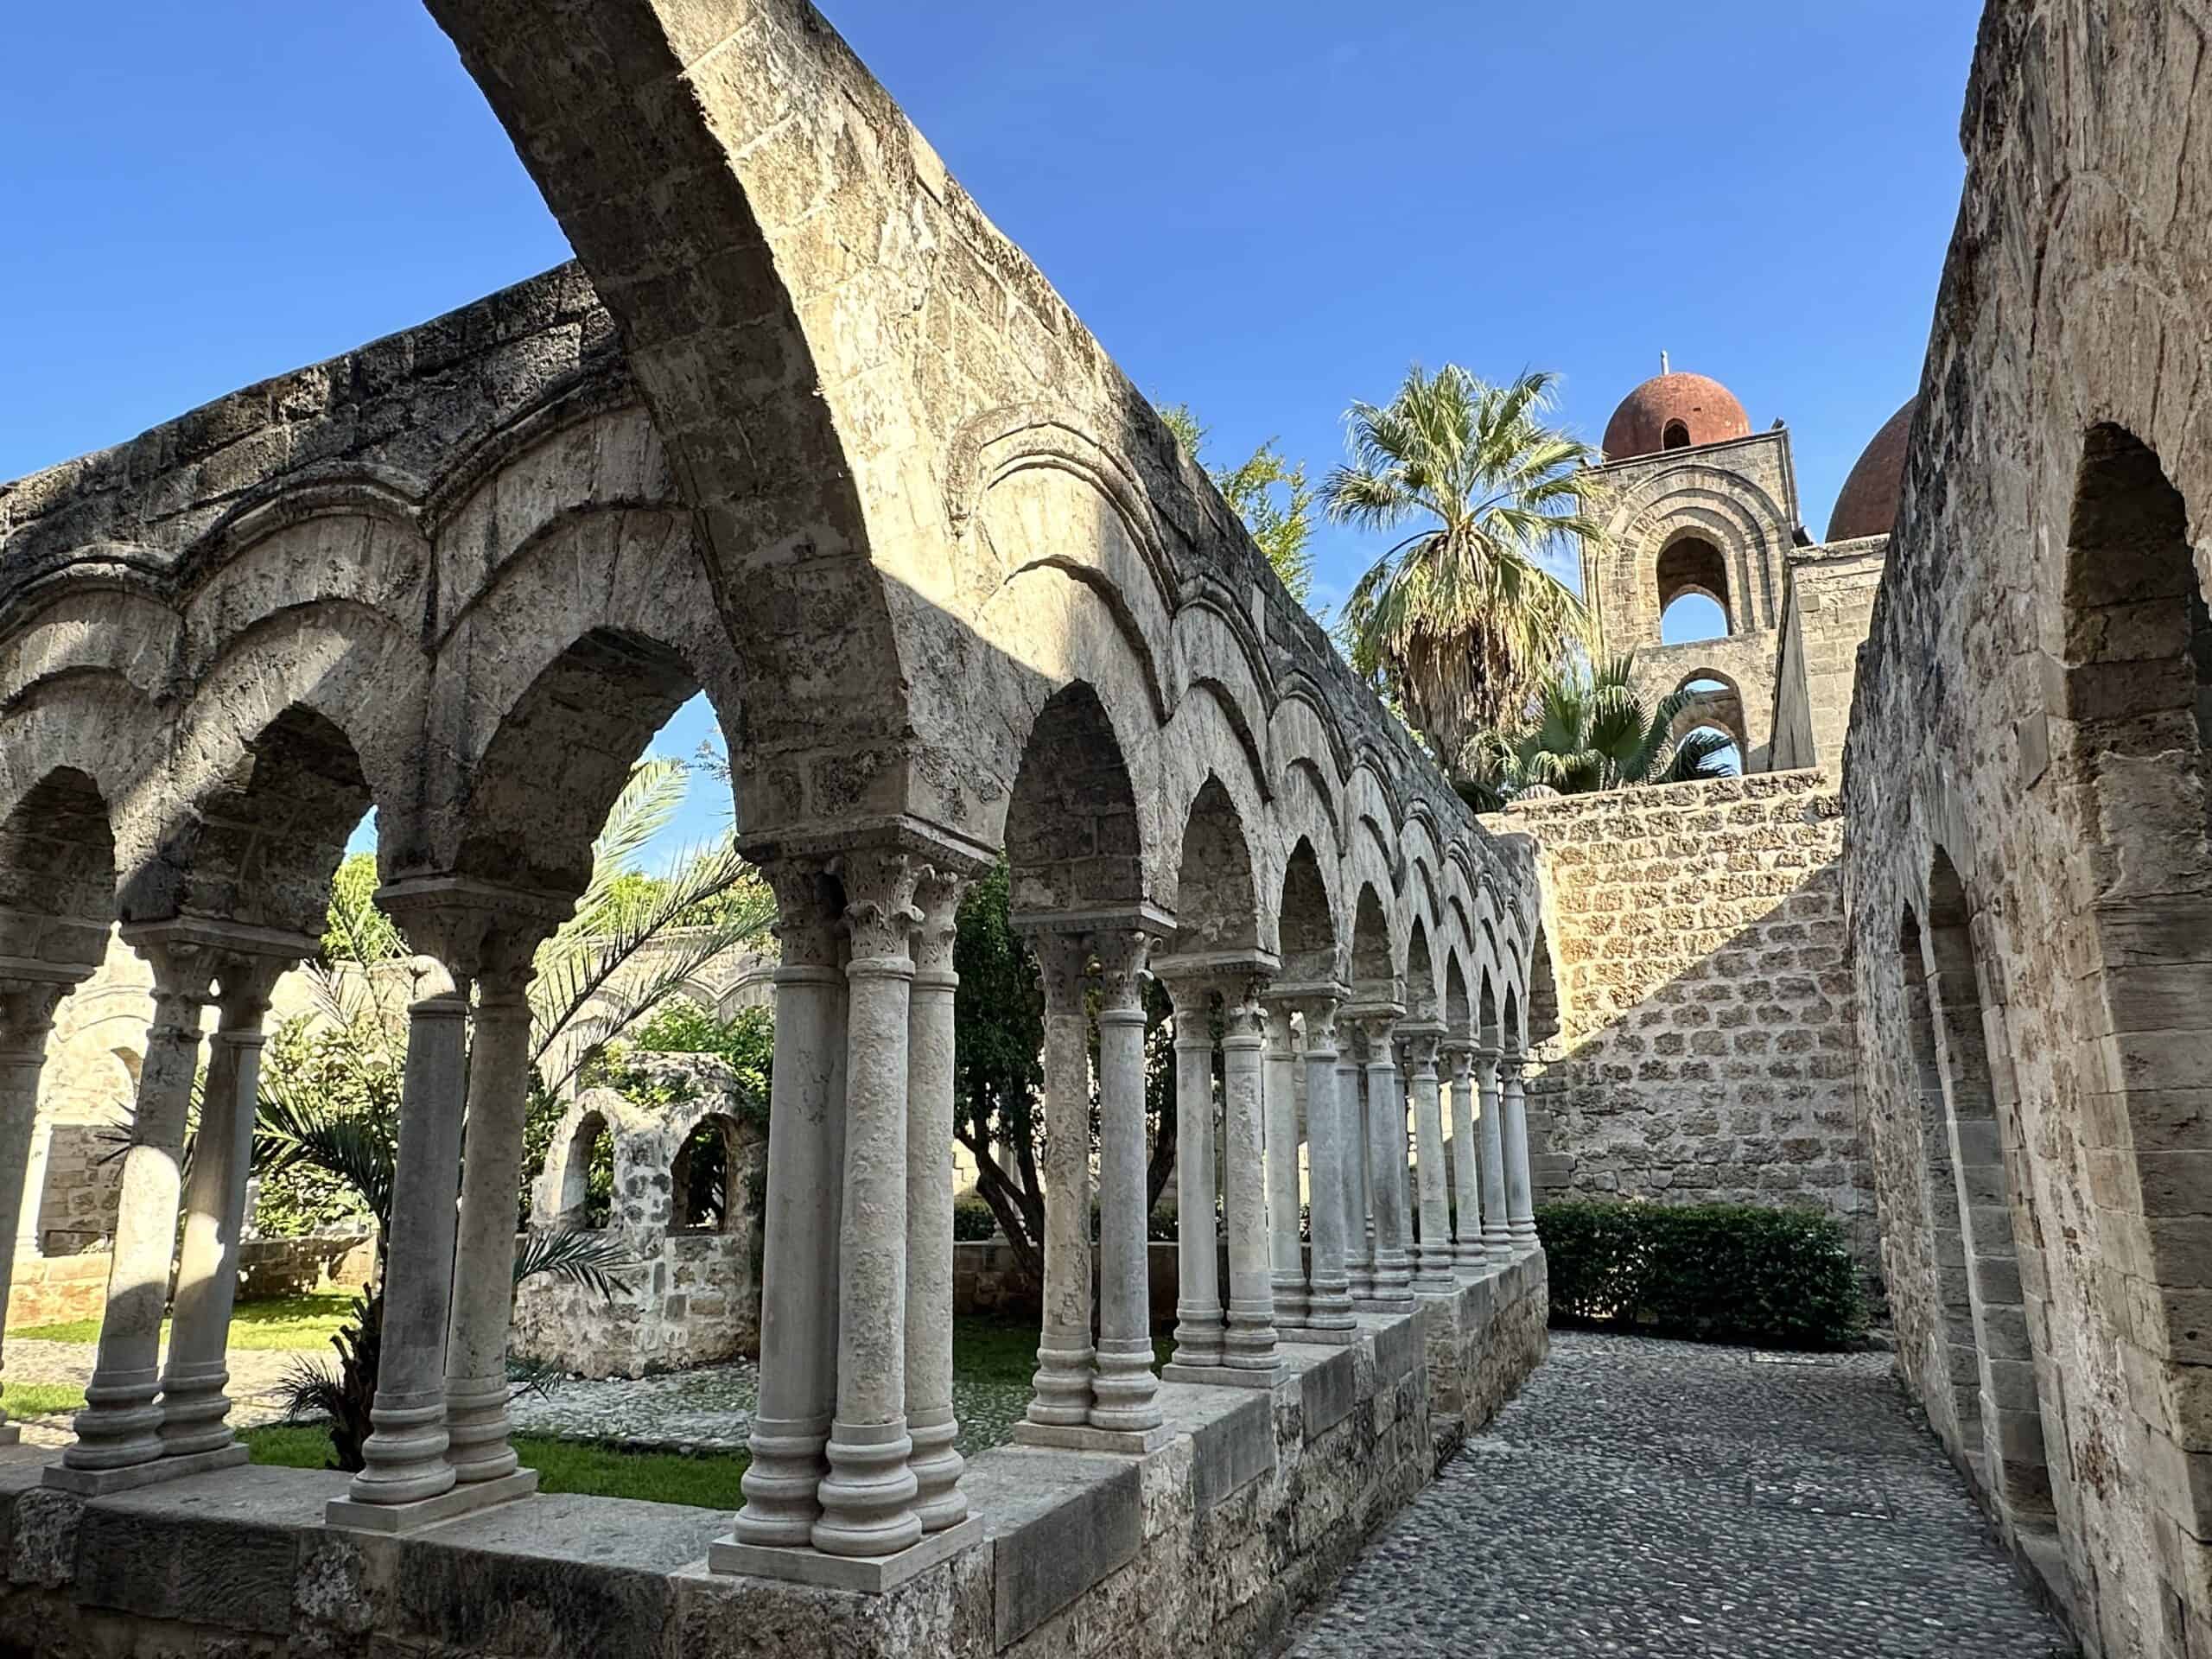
<box><xmin>1287</xmin><ymin>1330</ymin><xmax>2072</xmax><ymax>1658</ymax></box>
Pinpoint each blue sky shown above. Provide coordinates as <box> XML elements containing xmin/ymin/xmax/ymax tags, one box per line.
<box><xmin>2</xmin><ymin>1</ymin><xmax>1980</xmax><ymax>860</ymax></box>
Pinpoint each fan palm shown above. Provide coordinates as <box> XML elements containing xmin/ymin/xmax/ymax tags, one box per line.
<box><xmin>1454</xmin><ymin>657</ymin><xmax>1738</xmax><ymax>810</ymax></box>
<box><xmin>1323</xmin><ymin>365</ymin><xmax>1609</xmax><ymax>771</ymax></box>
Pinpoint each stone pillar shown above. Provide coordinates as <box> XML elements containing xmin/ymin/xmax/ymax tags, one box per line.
<box><xmin>1090</xmin><ymin>931</ymin><xmax>1164</xmax><ymax>1433</ymax></box>
<box><xmin>905</xmin><ymin>867</ymin><xmax>969</xmax><ymax>1530</ymax></box>
<box><xmin>0</xmin><ymin>972</ymin><xmax>79</xmax><ymax>1444</ymax></box>
<box><xmin>1405</xmin><ymin>1027</ymin><xmax>1455</xmax><ymax>1294</ymax></box>
<box><xmin>15</xmin><ymin>1119</ymin><xmax>54</xmax><ymax>1261</ymax></box>
<box><xmin>1261</xmin><ymin>1001</ymin><xmax>1306</xmax><ymax>1328</ymax></box>
<box><xmin>1218</xmin><ymin>986</ymin><xmax>1279</xmax><ymax>1377</ymax></box>
<box><xmin>442</xmin><ymin>912</ymin><xmax>562</xmax><ymax>1496</ymax></box>
<box><xmin>340</xmin><ymin>960</ymin><xmax>474</xmax><ymax>1516</ymax></box>
<box><xmin>1020</xmin><ymin>930</ymin><xmax>1096</xmax><ymax>1432</ymax></box>
<box><xmin>1444</xmin><ymin>1043</ymin><xmax>1484</xmax><ymax>1273</ymax></box>
<box><xmin>1477</xmin><ymin>1046</ymin><xmax>1513</xmax><ymax>1261</ymax></box>
<box><xmin>1502</xmin><ymin>1050</ymin><xmax>1538</xmax><ymax>1244</ymax></box>
<box><xmin>730</xmin><ymin>861</ymin><xmax>848</xmax><ymax>1547</ymax></box>
<box><xmin>1167</xmin><ymin>978</ymin><xmax>1224</xmax><ymax>1370</ymax></box>
<box><xmin>1337</xmin><ymin>1034</ymin><xmax>1370</xmax><ymax>1299</ymax></box>
<box><xmin>1294</xmin><ymin>997</ymin><xmax>1355</xmax><ymax>1337</ymax></box>
<box><xmin>1360</xmin><ymin>1014</ymin><xmax>1414</xmax><ymax>1304</ymax></box>
<box><xmin>813</xmin><ymin>850</ymin><xmax>922</xmax><ymax>1560</ymax></box>
<box><xmin>161</xmin><ymin>953</ymin><xmax>293</xmax><ymax>1459</ymax></box>
<box><xmin>59</xmin><ymin>927</ymin><xmax>219</xmax><ymax>1482</ymax></box>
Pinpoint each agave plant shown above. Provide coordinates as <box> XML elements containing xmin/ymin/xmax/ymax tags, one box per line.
<box><xmin>1454</xmin><ymin>656</ymin><xmax>1738</xmax><ymax>810</ymax></box>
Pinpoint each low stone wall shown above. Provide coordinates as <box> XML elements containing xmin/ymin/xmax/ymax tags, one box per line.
<box><xmin>0</xmin><ymin>1252</ymin><xmax>1545</xmax><ymax>1659</ymax></box>
<box><xmin>953</xmin><ymin>1238</ymin><xmax>1181</xmax><ymax>1320</ymax></box>
<box><xmin>6</xmin><ymin>1233</ymin><xmax>373</xmax><ymax>1329</ymax></box>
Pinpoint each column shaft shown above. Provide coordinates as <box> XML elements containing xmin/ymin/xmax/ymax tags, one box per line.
<box><xmin>1446</xmin><ymin>1046</ymin><xmax>1484</xmax><ymax>1271</ymax></box>
<box><xmin>161</xmin><ymin>966</ymin><xmax>281</xmax><ymax>1456</ymax></box>
<box><xmin>1091</xmin><ymin>932</ymin><xmax>1160</xmax><ymax>1429</ymax></box>
<box><xmin>1219</xmin><ymin>990</ymin><xmax>1277</xmax><ymax>1370</ymax></box>
<box><xmin>1478</xmin><ymin>1049</ymin><xmax>1513</xmax><ymax>1260</ymax></box>
<box><xmin>1338</xmin><ymin>1043</ymin><xmax>1370</xmax><ymax>1299</ymax></box>
<box><xmin>735</xmin><ymin>861</ymin><xmax>849</xmax><ymax>1545</ymax></box>
<box><xmin>1024</xmin><ymin>932</ymin><xmax>1095</xmax><ymax>1428</ymax></box>
<box><xmin>349</xmin><ymin>986</ymin><xmax>472</xmax><ymax>1504</ymax></box>
<box><xmin>813</xmin><ymin>853</ymin><xmax>922</xmax><ymax>1559</ymax></box>
<box><xmin>1169</xmin><ymin>988</ymin><xmax>1223</xmax><ymax>1367</ymax></box>
<box><xmin>0</xmin><ymin>981</ymin><xmax>70</xmax><ymax>1440</ymax></box>
<box><xmin>1408</xmin><ymin>1033</ymin><xmax>1455</xmax><ymax>1294</ymax></box>
<box><xmin>1262</xmin><ymin>1005</ymin><xmax>1306</xmax><ymax>1327</ymax></box>
<box><xmin>443</xmin><ymin>971</ymin><xmax>539</xmax><ymax>1486</ymax></box>
<box><xmin>1299</xmin><ymin>1003</ymin><xmax>1354</xmax><ymax>1329</ymax></box>
<box><xmin>905</xmin><ymin>869</ymin><xmax>968</xmax><ymax>1528</ymax></box>
<box><xmin>67</xmin><ymin>940</ymin><xmax>217</xmax><ymax>1472</ymax></box>
<box><xmin>1503</xmin><ymin>1056</ymin><xmax>1538</xmax><ymax>1243</ymax></box>
<box><xmin>1363</xmin><ymin>1022</ymin><xmax>1413</xmax><ymax>1303</ymax></box>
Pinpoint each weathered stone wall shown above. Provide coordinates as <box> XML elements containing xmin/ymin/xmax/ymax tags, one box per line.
<box><xmin>0</xmin><ymin>1255</ymin><xmax>1545</xmax><ymax>1659</ymax></box>
<box><xmin>1503</xmin><ymin>771</ymin><xmax>1872</xmax><ymax>1262</ymax></box>
<box><xmin>5</xmin><ymin>1233</ymin><xmax>372</xmax><ymax>1329</ymax></box>
<box><xmin>1769</xmin><ymin>537</ymin><xmax>1887</xmax><ymax>773</ymax></box>
<box><xmin>512</xmin><ymin>1055</ymin><xmax>767</xmax><ymax>1377</ymax></box>
<box><xmin>1839</xmin><ymin>3</ymin><xmax>2212</xmax><ymax>1650</ymax></box>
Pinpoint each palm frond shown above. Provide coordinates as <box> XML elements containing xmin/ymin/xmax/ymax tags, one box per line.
<box><xmin>512</xmin><ymin>1228</ymin><xmax>636</xmax><ymax>1299</ymax></box>
<box><xmin>254</xmin><ymin>1078</ymin><xmax>397</xmax><ymax>1232</ymax></box>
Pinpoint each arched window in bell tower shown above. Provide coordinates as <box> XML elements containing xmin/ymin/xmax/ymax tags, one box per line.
<box><xmin>1656</xmin><ymin>535</ymin><xmax>1732</xmax><ymax>643</ymax></box>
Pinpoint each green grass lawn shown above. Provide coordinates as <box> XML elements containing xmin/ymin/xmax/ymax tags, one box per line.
<box><xmin>243</xmin><ymin>1424</ymin><xmax>748</xmax><ymax>1510</ymax></box>
<box><xmin>950</xmin><ymin>1313</ymin><xmax>1173</xmax><ymax>1377</ymax></box>
<box><xmin>18</xmin><ymin>1293</ymin><xmax>353</xmax><ymax>1351</ymax></box>
<box><xmin>3</xmin><ymin>1382</ymin><xmax>86</xmax><ymax>1419</ymax></box>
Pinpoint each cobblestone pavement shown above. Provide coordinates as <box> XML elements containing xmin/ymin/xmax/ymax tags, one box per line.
<box><xmin>1287</xmin><ymin>1330</ymin><xmax>2073</xmax><ymax>1659</ymax></box>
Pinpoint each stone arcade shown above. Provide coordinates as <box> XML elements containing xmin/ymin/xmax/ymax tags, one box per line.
<box><xmin>0</xmin><ymin>2</ymin><xmax>1549</xmax><ymax>1652</ymax></box>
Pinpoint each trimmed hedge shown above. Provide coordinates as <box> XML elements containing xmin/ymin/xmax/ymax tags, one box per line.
<box><xmin>1537</xmin><ymin>1200</ymin><xmax>1866</xmax><ymax>1349</ymax></box>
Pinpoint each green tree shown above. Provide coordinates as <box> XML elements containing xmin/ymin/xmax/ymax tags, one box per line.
<box><xmin>1455</xmin><ymin>656</ymin><xmax>1738</xmax><ymax>810</ymax></box>
<box><xmin>1160</xmin><ymin>404</ymin><xmax>1316</xmax><ymax>604</ymax></box>
<box><xmin>1322</xmin><ymin>365</ymin><xmax>1607</xmax><ymax>772</ymax></box>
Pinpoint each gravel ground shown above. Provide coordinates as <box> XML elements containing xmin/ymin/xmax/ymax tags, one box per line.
<box><xmin>1285</xmin><ymin>1329</ymin><xmax>2074</xmax><ymax>1659</ymax></box>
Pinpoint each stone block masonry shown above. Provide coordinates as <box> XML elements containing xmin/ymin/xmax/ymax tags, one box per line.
<box><xmin>0</xmin><ymin>1255</ymin><xmax>1546</xmax><ymax>1659</ymax></box>
<box><xmin>1500</xmin><ymin>770</ymin><xmax>1873</xmax><ymax>1265</ymax></box>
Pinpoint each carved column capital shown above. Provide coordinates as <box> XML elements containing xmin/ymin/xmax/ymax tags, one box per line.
<box><xmin>910</xmin><ymin>866</ymin><xmax>968</xmax><ymax>982</ymax></box>
<box><xmin>840</xmin><ymin>849</ymin><xmax>922</xmax><ymax>966</ymax></box>
<box><xmin>1091</xmin><ymin>931</ymin><xmax>1153</xmax><ymax>1020</ymax></box>
<box><xmin>763</xmin><ymin>856</ymin><xmax>845</xmax><ymax>971</ymax></box>
<box><xmin>1029</xmin><ymin>928</ymin><xmax>1092</xmax><ymax>1017</ymax></box>
<box><xmin>0</xmin><ymin>976</ymin><xmax>77</xmax><ymax>1058</ymax></box>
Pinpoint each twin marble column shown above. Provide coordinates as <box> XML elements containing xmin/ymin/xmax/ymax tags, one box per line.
<box><xmin>1014</xmin><ymin>924</ymin><xmax>1171</xmax><ymax>1451</ymax></box>
<box><xmin>721</xmin><ymin>850</ymin><xmax>988</xmax><ymax>1585</ymax></box>
<box><xmin>1404</xmin><ymin>1026</ymin><xmax>1457</xmax><ymax>1294</ymax></box>
<box><xmin>1352</xmin><ymin>1010</ymin><xmax>1414</xmax><ymax>1307</ymax></box>
<box><xmin>56</xmin><ymin>921</ymin><xmax>308</xmax><ymax>1494</ymax></box>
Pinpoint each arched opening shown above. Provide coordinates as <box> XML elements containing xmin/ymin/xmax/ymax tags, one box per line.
<box><xmin>2057</xmin><ymin>423</ymin><xmax>2212</xmax><ymax>1513</ymax></box>
<box><xmin>1662</xmin><ymin>419</ymin><xmax>1692</xmax><ymax>450</ymax></box>
<box><xmin>1656</xmin><ymin>537</ymin><xmax>1732</xmax><ymax>645</ymax></box>
<box><xmin>558</xmin><ymin>1111</ymin><xmax>616</xmax><ymax>1230</ymax></box>
<box><xmin>1403</xmin><ymin>917</ymin><xmax>1435</xmax><ymax>1024</ymax></box>
<box><xmin>1524</xmin><ymin>928</ymin><xmax>1560</xmax><ymax>1058</ymax></box>
<box><xmin>1676</xmin><ymin>722</ymin><xmax>1744</xmax><ymax>778</ymax></box>
<box><xmin>1348</xmin><ymin>884</ymin><xmax>1393</xmax><ymax>1006</ymax></box>
<box><xmin>1478</xmin><ymin>968</ymin><xmax>1499</xmax><ymax>1051</ymax></box>
<box><xmin>1006</xmin><ymin>683</ymin><xmax>1144</xmax><ymax>916</ymax></box>
<box><xmin>671</xmin><ymin>1114</ymin><xmax>742</xmax><ymax>1233</ymax></box>
<box><xmin>1275</xmin><ymin>839</ymin><xmax>1337</xmax><ymax>985</ymax></box>
<box><xmin>1898</xmin><ymin>903</ymin><xmax>1985</xmax><ymax>1454</ymax></box>
<box><xmin>1924</xmin><ymin>851</ymin><xmax>2051</xmax><ymax>1516</ymax></box>
<box><xmin>1172</xmin><ymin>777</ymin><xmax>1258</xmax><ymax>955</ymax></box>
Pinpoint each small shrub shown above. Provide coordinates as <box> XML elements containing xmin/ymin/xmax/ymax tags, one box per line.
<box><xmin>1536</xmin><ymin>1199</ymin><xmax>1866</xmax><ymax>1349</ymax></box>
<box><xmin>952</xmin><ymin>1195</ymin><xmax>1000</xmax><ymax>1241</ymax></box>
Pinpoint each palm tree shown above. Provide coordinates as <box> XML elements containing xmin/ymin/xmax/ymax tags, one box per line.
<box><xmin>1454</xmin><ymin>656</ymin><xmax>1738</xmax><ymax>810</ymax></box>
<box><xmin>1322</xmin><ymin>365</ymin><xmax>1608</xmax><ymax>771</ymax></box>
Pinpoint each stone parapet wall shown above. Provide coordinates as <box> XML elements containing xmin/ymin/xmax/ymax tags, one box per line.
<box><xmin>1502</xmin><ymin>771</ymin><xmax>1873</xmax><ymax>1262</ymax></box>
<box><xmin>1769</xmin><ymin>537</ymin><xmax>1887</xmax><ymax>773</ymax></box>
<box><xmin>0</xmin><ymin>1253</ymin><xmax>1543</xmax><ymax>1659</ymax></box>
<box><xmin>6</xmin><ymin>1233</ymin><xmax>373</xmax><ymax>1330</ymax></box>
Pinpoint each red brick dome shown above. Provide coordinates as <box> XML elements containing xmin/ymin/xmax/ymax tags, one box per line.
<box><xmin>1601</xmin><ymin>372</ymin><xmax>1751</xmax><ymax>461</ymax></box>
<box><xmin>1826</xmin><ymin>398</ymin><xmax>1916</xmax><ymax>542</ymax></box>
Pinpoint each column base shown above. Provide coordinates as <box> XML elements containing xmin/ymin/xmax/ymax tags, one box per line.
<box><xmin>0</xmin><ymin>1424</ymin><xmax>17</xmax><ymax>1446</ymax></box>
<box><xmin>1351</xmin><ymin>1295</ymin><xmax>1415</xmax><ymax>1313</ymax></box>
<box><xmin>1012</xmin><ymin>1420</ymin><xmax>1173</xmax><ymax>1455</ymax></box>
<box><xmin>709</xmin><ymin>1512</ymin><xmax>982</xmax><ymax>1592</ymax></box>
<box><xmin>43</xmin><ymin>1441</ymin><xmax>247</xmax><ymax>1496</ymax></box>
<box><xmin>1275</xmin><ymin>1323</ymin><xmax>1359</xmax><ymax>1347</ymax></box>
<box><xmin>325</xmin><ymin>1467</ymin><xmax>537</xmax><ymax>1534</ymax></box>
<box><xmin>1160</xmin><ymin>1362</ymin><xmax>1285</xmax><ymax>1390</ymax></box>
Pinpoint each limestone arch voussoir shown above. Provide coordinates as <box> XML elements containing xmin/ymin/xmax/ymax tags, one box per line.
<box><xmin>0</xmin><ymin>670</ymin><xmax>168</xmax><ymax>900</ymax></box>
<box><xmin>1268</xmin><ymin>677</ymin><xmax>1356</xmax><ymax>785</ymax></box>
<box><xmin>0</xmin><ymin>587</ymin><xmax>179</xmax><ymax>711</ymax></box>
<box><xmin>1157</xmin><ymin>735</ymin><xmax>1274</xmax><ymax>961</ymax></box>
